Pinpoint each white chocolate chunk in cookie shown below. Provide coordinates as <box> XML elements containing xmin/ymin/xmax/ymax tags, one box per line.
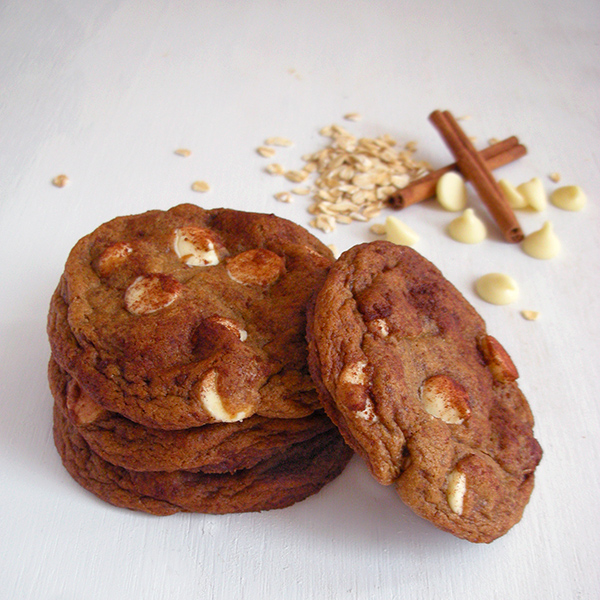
<box><xmin>226</xmin><ymin>249</ymin><xmax>285</xmax><ymax>286</ymax></box>
<box><xmin>447</xmin><ymin>468</ymin><xmax>467</xmax><ymax>515</ymax></box>
<box><xmin>370</xmin><ymin>318</ymin><xmax>389</xmax><ymax>337</ymax></box>
<box><xmin>478</xmin><ymin>335</ymin><xmax>519</xmax><ymax>383</ymax></box>
<box><xmin>66</xmin><ymin>381</ymin><xmax>107</xmax><ymax>425</ymax></box>
<box><xmin>419</xmin><ymin>375</ymin><xmax>471</xmax><ymax>424</ymax></box>
<box><xmin>198</xmin><ymin>370</ymin><xmax>249</xmax><ymax>422</ymax></box>
<box><xmin>173</xmin><ymin>227</ymin><xmax>220</xmax><ymax>266</ymax></box>
<box><xmin>124</xmin><ymin>274</ymin><xmax>182</xmax><ymax>315</ymax></box>
<box><xmin>96</xmin><ymin>242</ymin><xmax>133</xmax><ymax>277</ymax></box>
<box><xmin>355</xmin><ymin>397</ymin><xmax>378</xmax><ymax>422</ymax></box>
<box><xmin>339</xmin><ymin>359</ymin><xmax>368</xmax><ymax>386</ymax></box>
<box><xmin>210</xmin><ymin>316</ymin><xmax>248</xmax><ymax>341</ymax></box>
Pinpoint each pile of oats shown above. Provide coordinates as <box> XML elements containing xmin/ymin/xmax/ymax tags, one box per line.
<box><xmin>259</xmin><ymin>122</ymin><xmax>429</xmax><ymax>233</ymax></box>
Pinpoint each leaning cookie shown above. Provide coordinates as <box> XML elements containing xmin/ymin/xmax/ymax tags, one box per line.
<box><xmin>53</xmin><ymin>403</ymin><xmax>353</xmax><ymax>515</ymax></box>
<box><xmin>49</xmin><ymin>357</ymin><xmax>336</xmax><ymax>473</ymax></box>
<box><xmin>307</xmin><ymin>241</ymin><xmax>542</xmax><ymax>543</ymax></box>
<box><xmin>48</xmin><ymin>204</ymin><xmax>334</xmax><ymax>429</ymax></box>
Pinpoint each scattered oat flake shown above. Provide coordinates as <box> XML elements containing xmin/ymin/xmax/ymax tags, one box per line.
<box><xmin>257</xmin><ymin>146</ymin><xmax>276</xmax><ymax>158</ymax></box>
<box><xmin>549</xmin><ymin>172</ymin><xmax>561</xmax><ymax>183</ymax></box>
<box><xmin>344</xmin><ymin>112</ymin><xmax>362</xmax><ymax>121</ymax></box>
<box><xmin>191</xmin><ymin>180</ymin><xmax>210</xmax><ymax>192</ymax></box>
<box><xmin>174</xmin><ymin>148</ymin><xmax>191</xmax><ymax>157</ymax></box>
<box><xmin>265</xmin><ymin>163</ymin><xmax>285</xmax><ymax>175</ymax></box>
<box><xmin>370</xmin><ymin>223</ymin><xmax>387</xmax><ymax>235</ymax></box>
<box><xmin>327</xmin><ymin>244</ymin><xmax>340</xmax><ymax>258</ymax></box>
<box><xmin>261</xmin><ymin>122</ymin><xmax>429</xmax><ymax>232</ymax></box>
<box><xmin>521</xmin><ymin>310</ymin><xmax>540</xmax><ymax>321</ymax></box>
<box><xmin>52</xmin><ymin>174</ymin><xmax>69</xmax><ymax>188</ymax></box>
<box><xmin>291</xmin><ymin>186</ymin><xmax>311</xmax><ymax>195</ymax></box>
<box><xmin>285</xmin><ymin>170</ymin><xmax>308</xmax><ymax>183</ymax></box>
<box><xmin>488</xmin><ymin>137</ymin><xmax>500</xmax><ymax>146</ymax></box>
<box><xmin>265</xmin><ymin>137</ymin><xmax>294</xmax><ymax>147</ymax></box>
<box><xmin>457</xmin><ymin>115</ymin><xmax>472</xmax><ymax>121</ymax></box>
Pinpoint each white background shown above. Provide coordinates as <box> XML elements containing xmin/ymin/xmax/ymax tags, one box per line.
<box><xmin>1</xmin><ymin>1</ymin><xmax>599</xmax><ymax>598</ymax></box>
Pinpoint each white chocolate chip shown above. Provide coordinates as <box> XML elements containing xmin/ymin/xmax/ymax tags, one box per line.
<box><xmin>447</xmin><ymin>469</ymin><xmax>467</xmax><ymax>515</ymax></box>
<box><xmin>370</xmin><ymin>318</ymin><xmax>389</xmax><ymax>337</ymax></box>
<box><xmin>66</xmin><ymin>382</ymin><xmax>107</xmax><ymax>426</ymax></box>
<box><xmin>198</xmin><ymin>370</ymin><xmax>249</xmax><ymax>423</ymax></box>
<box><xmin>340</xmin><ymin>360</ymin><xmax>368</xmax><ymax>386</ymax></box>
<box><xmin>517</xmin><ymin>177</ymin><xmax>547</xmax><ymax>211</ymax></box>
<box><xmin>522</xmin><ymin>221</ymin><xmax>561</xmax><ymax>260</ymax></box>
<box><xmin>499</xmin><ymin>179</ymin><xmax>527</xmax><ymax>209</ymax></box>
<box><xmin>226</xmin><ymin>249</ymin><xmax>285</xmax><ymax>286</ymax></box>
<box><xmin>124</xmin><ymin>274</ymin><xmax>182</xmax><ymax>315</ymax></box>
<box><xmin>173</xmin><ymin>227</ymin><xmax>220</xmax><ymax>267</ymax></box>
<box><xmin>419</xmin><ymin>375</ymin><xmax>471</xmax><ymax>424</ymax></box>
<box><xmin>436</xmin><ymin>172</ymin><xmax>467</xmax><ymax>212</ymax></box>
<box><xmin>385</xmin><ymin>216</ymin><xmax>419</xmax><ymax>247</ymax></box>
<box><xmin>475</xmin><ymin>273</ymin><xmax>519</xmax><ymax>305</ymax></box>
<box><xmin>478</xmin><ymin>335</ymin><xmax>519</xmax><ymax>382</ymax></box>
<box><xmin>355</xmin><ymin>397</ymin><xmax>378</xmax><ymax>422</ymax></box>
<box><xmin>447</xmin><ymin>208</ymin><xmax>487</xmax><ymax>244</ymax></box>
<box><xmin>211</xmin><ymin>316</ymin><xmax>248</xmax><ymax>341</ymax></box>
<box><xmin>550</xmin><ymin>185</ymin><xmax>587</xmax><ymax>211</ymax></box>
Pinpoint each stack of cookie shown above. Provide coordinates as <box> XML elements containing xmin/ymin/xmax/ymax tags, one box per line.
<box><xmin>48</xmin><ymin>203</ymin><xmax>542</xmax><ymax>542</ymax></box>
<box><xmin>47</xmin><ymin>204</ymin><xmax>353</xmax><ymax>515</ymax></box>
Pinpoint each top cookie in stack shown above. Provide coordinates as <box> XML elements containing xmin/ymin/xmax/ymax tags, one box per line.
<box><xmin>47</xmin><ymin>204</ymin><xmax>353</xmax><ymax>514</ymax></box>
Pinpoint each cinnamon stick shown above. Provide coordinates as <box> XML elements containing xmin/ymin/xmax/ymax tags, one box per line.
<box><xmin>429</xmin><ymin>110</ymin><xmax>524</xmax><ymax>243</ymax></box>
<box><xmin>388</xmin><ymin>136</ymin><xmax>527</xmax><ymax>210</ymax></box>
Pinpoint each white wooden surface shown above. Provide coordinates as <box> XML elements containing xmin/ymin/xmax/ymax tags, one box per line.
<box><xmin>1</xmin><ymin>1</ymin><xmax>599</xmax><ymax>598</ymax></box>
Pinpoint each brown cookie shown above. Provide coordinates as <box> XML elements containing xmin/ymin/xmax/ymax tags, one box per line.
<box><xmin>48</xmin><ymin>204</ymin><xmax>334</xmax><ymax>429</ymax></box>
<box><xmin>53</xmin><ymin>402</ymin><xmax>352</xmax><ymax>515</ymax></box>
<box><xmin>307</xmin><ymin>241</ymin><xmax>542</xmax><ymax>543</ymax></box>
<box><xmin>49</xmin><ymin>357</ymin><xmax>337</xmax><ymax>473</ymax></box>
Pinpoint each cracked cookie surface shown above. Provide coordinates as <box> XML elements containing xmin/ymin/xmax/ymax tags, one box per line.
<box><xmin>48</xmin><ymin>204</ymin><xmax>334</xmax><ymax>429</ymax></box>
<box><xmin>307</xmin><ymin>241</ymin><xmax>542</xmax><ymax>543</ymax></box>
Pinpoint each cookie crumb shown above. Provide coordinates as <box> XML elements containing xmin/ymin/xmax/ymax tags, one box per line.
<box><xmin>52</xmin><ymin>174</ymin><xmax>69</xmax><ymax>188</ymax></box>
<box><xmin>549</xmin><ymin>172</ymin><xmax>561</xmax><ymax>183</ymax></box>
<box><xmin>191</xmin><ymin>180</ymin><xmax>210</xmax><ymax>192</ymax></box>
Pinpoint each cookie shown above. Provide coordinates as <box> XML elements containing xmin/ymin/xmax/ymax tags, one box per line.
<box><xmin>53</xmin><ymin>402</ymin><xmax>353</xmax><ymax>515</ymax></box>
<box><xmin>49</xmin><ymin>357</ymin><xmax>337</xmax><ymax>473</ymax></box>
<box><xmin>307</xmin><ymin>241</ymin><xmax>542</xmax><ymax>543</ymax></box>
<box><xmin>48</xmin><ymin>204</ymin><xmax>334</xmax><ymax>429</ymax></box>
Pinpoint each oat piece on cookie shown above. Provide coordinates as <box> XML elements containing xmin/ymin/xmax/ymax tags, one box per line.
<box><xmin>48</xmin><ymin>204</ymin><xmax>334</xmax><ymax>429</ymax></box>
<box><xmin>53</xmin><ymin>403</ymin><xmax>353</xmax><ymax>515</ymax></box>
<box><xmin>307</xmin><ymin>241</ymin><xmax>542</xmax><ymax>543</ymax></box>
